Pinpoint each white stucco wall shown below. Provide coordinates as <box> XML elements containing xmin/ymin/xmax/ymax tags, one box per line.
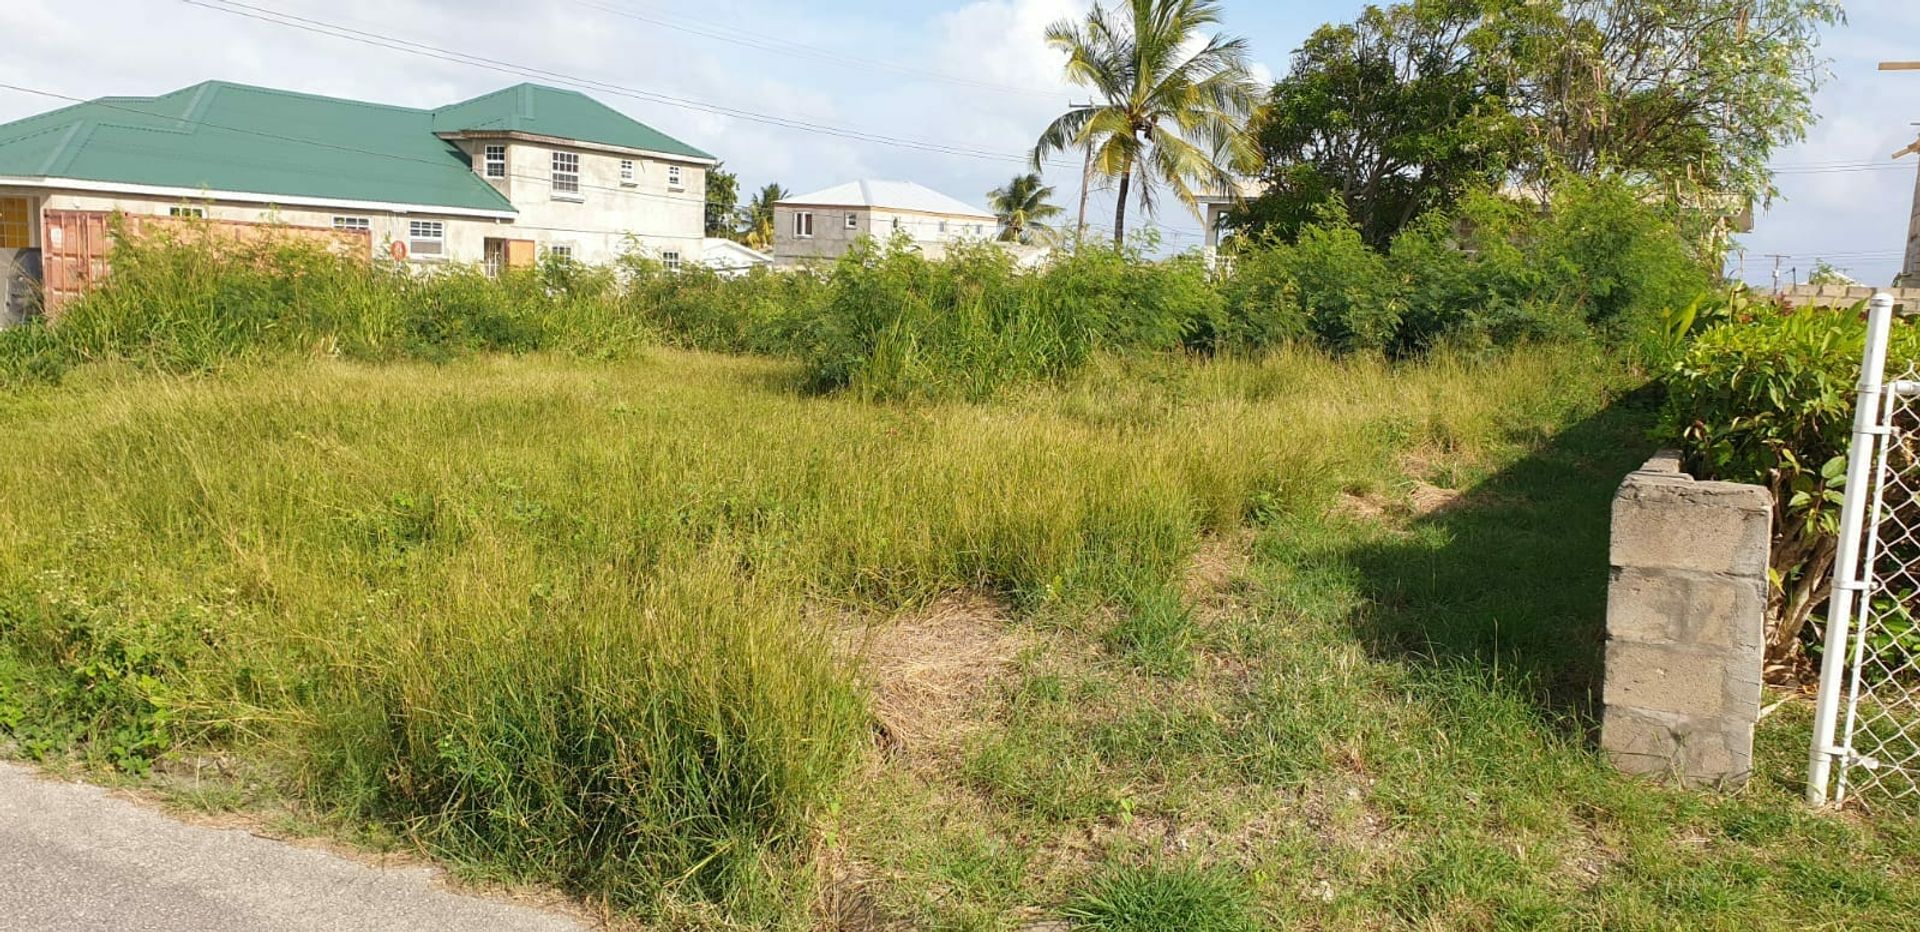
<box><xmin>458</xmin><ymin>138</ymin><xmax>707</xmax><ymax>266</ymax></box>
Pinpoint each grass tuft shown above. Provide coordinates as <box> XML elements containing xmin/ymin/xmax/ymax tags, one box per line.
<box><xmin>1064</xmin><ymin>862</ymin><xmax>1260</xmax><ymax>932</ymax></box>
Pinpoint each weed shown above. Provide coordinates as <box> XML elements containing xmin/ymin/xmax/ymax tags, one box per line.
<box><xmin>1063</xmin><ymin>862</ymin><xmax>1260</xmax><ymax>932</ymax></box>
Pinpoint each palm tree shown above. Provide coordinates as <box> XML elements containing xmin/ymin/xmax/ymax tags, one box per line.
<box><xmin>742</xmin><ymin>183</ymin><xmax>789</xmax><ymax>251</ymax></box>
<box><xmin>1032</xmin><ymin>0</ymin><xmax>1260</xmax><ymax>247</ymax></box>
<box><xmin>988</xmin><ymin>173</ymin><xmax>1065</xmax><ymax>245</ymax></box>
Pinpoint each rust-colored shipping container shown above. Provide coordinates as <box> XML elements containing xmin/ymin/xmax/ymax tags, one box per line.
<box><xmin>40</xmin><ymin>210</ymin><xmax>113</xmax><ymax>317</ymax></box>
<box><xmin>38</xmin><ymin>210</ymin><xmax>372</xmax><ymax>317</ymax></box>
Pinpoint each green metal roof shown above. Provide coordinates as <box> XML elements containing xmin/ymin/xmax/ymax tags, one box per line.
<box><xmin>433</xmin><ymin>85</ymin><xmax>714</xmax><ymax>161</ymax></box>
<box><xmin>0</xmin><ymin>81</ymin><xmax>711</xmax><ymax>213</ymax></box>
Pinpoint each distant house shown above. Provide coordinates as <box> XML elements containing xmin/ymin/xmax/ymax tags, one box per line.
<box><xmin>0</xmin><ymin>80</ymin><xmax>715</xmax><ymax>313</ymax></box>
<box><xmin>773</xmin><ymin>180</ymin><xmax>997</xmax><ymax>267</ymax></box>
<box><xmin>1195</xmin><ymin>178</ymin><xmax>1266</xmax><ymax>269</ymax></box>
<box><xmin>699</xmin><ymin>237</ymin><xmax>773</xmax><ymax>276</ymax></box>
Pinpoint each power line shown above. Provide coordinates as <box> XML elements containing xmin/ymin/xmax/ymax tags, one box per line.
<box><xmin>179</xmin><ymin>0</ymin><xmax>1081</xmax><ymax>170</ymax></box>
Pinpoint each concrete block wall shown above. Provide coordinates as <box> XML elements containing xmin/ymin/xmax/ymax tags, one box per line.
<box><xmin>1600</xmin><ymin>451</ymin><xmax>1771</xmax><ymax>788</ymax></box>
<box><xmin>1778</xmin><ymin>283</ymin><xmax>1920</xmax><ymax>314</ymax></box>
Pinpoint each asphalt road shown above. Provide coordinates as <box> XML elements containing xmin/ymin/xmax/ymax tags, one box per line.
<box><xmin>0</xmin><ymin>761</ymin><xmax>588</xmax><ymax>931</ymax></box>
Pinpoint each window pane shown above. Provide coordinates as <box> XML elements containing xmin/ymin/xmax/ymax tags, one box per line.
<box><xmin>0</xmin><ymin>197</ymin><xmax>31</xmax><ymax>248</ymax></box>
<box><xmin>552</xmin><ymin>152</ymin><xmax>580</xmax><ymax>194</ymax></box>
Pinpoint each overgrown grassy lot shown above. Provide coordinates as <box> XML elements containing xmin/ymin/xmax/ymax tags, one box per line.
<box><xmin>3</xmin><ymin>345</ymin><xmax>1914</xmax><ymax>928</ymax></box>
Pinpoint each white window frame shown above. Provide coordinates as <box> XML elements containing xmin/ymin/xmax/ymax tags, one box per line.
<box><xmin>620</xmin><ymin>159</ymin><xmax>636</xmax><ymax>186</ymax></box>
<box><xmin>661</xmin><ymin>249</ymin><xmax>681</xmax><ymax>272</ymax></box>
<box><xmin>332</xmin><ymin>216</ymin><xmax>371</xmax><ymax>234</ymax></box>
<box><xmin>551</xmin><ymin>151</ymin><xmax>582</xmax><ymax>199</ymax></box>
<box><xmin>666</xmin><ymin>164</ymin><xmax>683</xmax><ymax>190</ymax></box>
<box><xmin>793</xmin><ymin>210</ymin><xmax>813</xmax><ymax>239</ymax></box>
<box><xmin>483</xmin><ymin>144</ymin><xmax>506</xmax><ymax>179</ymax></box>
<box><xmin>168</xmin><ymin>206</ymin><xmax>206</xmax><ymax>219</ymax></box>
<box><xmin>407</xmin><ymin>220</ymin><xmax>445</xmax><ymax>260</ymax></box>
<box><xmin>548</xmin><ymin>243</ymin><xmax>574</xmax><ymax>261</ymax></box>
<box><xmin>845</xmin><ymin>213</ymin><xmax>859</xmax><ymax>231</ymax></box>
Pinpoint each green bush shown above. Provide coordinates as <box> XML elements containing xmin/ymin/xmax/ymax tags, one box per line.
<box><xmin>624</xmin><ymin>258</ymin><xmax>821</xmax><ymax>356</ymax></box>
<box><xmin>793</xmin><ymin>237</ymin><xmax>1219</xmax><ymax>401</ymax></box>
<box><xmin>1662</xmin><ymin>297</ymin><xmax>1920</xmax><ymax>659</ymax></box>
<box><xmin>1219</xmin><ymin>178</ymin><xmax>1710</xmax><ymax>359</ymax></box>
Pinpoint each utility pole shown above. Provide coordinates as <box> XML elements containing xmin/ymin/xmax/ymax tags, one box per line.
<box><xmin>1882</xmin><ymin>62</ymin><xmax>1920</xmax><ymax>285</ymax></box>
<box><xmin>1764</xmin><ymin>254</ymin><xmax>1788</xmax><ymax>295</ymax></box>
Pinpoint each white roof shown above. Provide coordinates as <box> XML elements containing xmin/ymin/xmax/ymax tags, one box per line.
<box><xmin>778</xmin><ymin>179</ymin><xmax>997</xmax><ymax>220</ymax></box>
<box><xmin>701</xmin><ymin>238</ymin><xmax>771</xmax><ymax>262</ymax></box>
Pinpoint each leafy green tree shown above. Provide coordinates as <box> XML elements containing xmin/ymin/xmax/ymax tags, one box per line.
<box><xmin>1483</xmin><ymin>0</ymin><xmax>1843</xmax><ymax>208</ymax></box>
<box><xmin>988</xmin><ymin>173</ymin><xmax>1066</xmax><ymax>245</ymax></box>
<box><xmin>1033</xmin><ymin>0</ymin><xmax>1261</xmax><ymax>247</ymax></box>
<box><xmin>705</xmin><ymin>165</ymin><xmax>740</xmax><ymax>239</ymax></box>
<box><xmin>742</xmin><ymin>183</ymin><xmax>788</xmax><ymax>251</ymax></box>
<box><xmin>1230</xmin><ymin>0</ymin><xmax>1514</xmax><ymax>248</ymax></box>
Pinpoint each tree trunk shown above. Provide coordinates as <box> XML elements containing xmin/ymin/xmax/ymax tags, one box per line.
<box><xmin>1112</xmin><ymin>157</ymin><xmax>1132</xmax><ymax>248</ymax></box>
<box><xmin>1076</xmin><ymin>145</ymin><xmax>1093</xmax><ymax>247</ymax></box>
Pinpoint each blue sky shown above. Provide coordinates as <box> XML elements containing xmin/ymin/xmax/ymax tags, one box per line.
<box><xmin>4</xmin><ymin>0</ymin><xmax>1916</xmax><ymax>284</ymax></box>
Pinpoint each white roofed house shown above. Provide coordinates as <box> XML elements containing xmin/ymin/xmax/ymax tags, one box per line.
<box><xmin>773</xmin><ymin>180</ymin><xmax>997</xmax><ymax>268</ymax></box>
<box><xmin>698</xmin><ymin>237</ymin><xmax>773</xmax><ymax>276</ymax></box>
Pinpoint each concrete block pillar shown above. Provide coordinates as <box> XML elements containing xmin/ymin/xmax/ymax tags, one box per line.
<box><xmin>1600</xmin><ymin>450</ymin><xmax>1771</xmax><ymax>787</ymax></box>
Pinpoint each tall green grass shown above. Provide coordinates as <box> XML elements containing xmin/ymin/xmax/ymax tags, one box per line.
<box><xmin>0</xmin><ymin>224</ymin><xmax>648</xmax><ymax>383</ymax></box>
<box><xmin>0</xmin><ymin>344</ymin><xmax>1629</xmax><ymax>919</ymax></box>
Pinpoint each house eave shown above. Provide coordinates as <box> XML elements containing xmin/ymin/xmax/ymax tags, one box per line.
<box><xmin>436</xmin><ymin>130</ymin><xmax>718</xmax><ymax>166</ymax></box>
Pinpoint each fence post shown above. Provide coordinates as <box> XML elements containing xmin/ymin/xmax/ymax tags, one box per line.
<box><xmin>1807</xmin><ymin>292</ymin><xmax>1896</xmax><ymax>804</ymax></box>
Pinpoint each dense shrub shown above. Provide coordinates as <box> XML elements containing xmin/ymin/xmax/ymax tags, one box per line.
<box><xmin>1662</xmin><ymin>294</ymin><xmax>1920</xmax><ymax>660</ymax></box>
<box><xmin>624</xmin><ymin>258</ymin><xmax>822</xmax><ymax>356</ymax></box>
<box><xmin>1</xmin><ymin>183</ymin><xmax>1708</xmax><ymax>399</ymax></box>
<box><xmin>794</xmin><ymin>238</ymin><xmax>1220</xmax><ymax>400</ymax></box>
<box><xmin>1218</xmin><ymin>178</ymin><xmax>1711</xmax><ymax>359</ymax></box>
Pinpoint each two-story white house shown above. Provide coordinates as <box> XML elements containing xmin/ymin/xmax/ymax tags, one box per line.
<box><xmin>773</xmin><ymin>180</ymin><xmax>997</xmax><ymax>268</ymax></box>
<box><xmin>0</xmin><ymin>80</ymin><xmax>715</xmax><ymax>313</ymax></box>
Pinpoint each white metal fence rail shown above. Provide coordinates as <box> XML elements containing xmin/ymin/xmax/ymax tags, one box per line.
<box><xmin>1809</xmin><ymin>293</ymin><xmax>1920</xmax><ymax>807</ymax></box>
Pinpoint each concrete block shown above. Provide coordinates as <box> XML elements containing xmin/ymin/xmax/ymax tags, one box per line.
<box><xmin>1603</xmin><ymin>641</ymin><xmax>1729</xmax><ymax>716</ymax></box>
<box><xmin>1610</xmin><ymin>474</ymin><xmax>1771</xmax><ymax>576</ymax></box>
<box><xmin>1606</xmin><ymin>566</ymin><xmax>1765</xmax><ymax>652</ymax></box>
<box><xmin>1602</xmin><ymin>707</ymin><xmax>1753</xmax><ymax>787</ymax></box>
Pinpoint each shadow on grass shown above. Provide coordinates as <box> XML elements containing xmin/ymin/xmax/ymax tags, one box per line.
<box><xmin>1343</xmin><ymin>384</ymin><xmax>1665</xmax><ymax>739</ymax></box>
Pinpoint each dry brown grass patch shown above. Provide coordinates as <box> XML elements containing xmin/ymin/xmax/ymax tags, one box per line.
<box><xmin>844</xmin><ymin>591</ymin><xmax>1026</xmax><ymax>758</ymax></box>
<box><xmin>1182</xmin><ymin>529</ymin><xmax>1255</xmax><ymax>609</ymax></box>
